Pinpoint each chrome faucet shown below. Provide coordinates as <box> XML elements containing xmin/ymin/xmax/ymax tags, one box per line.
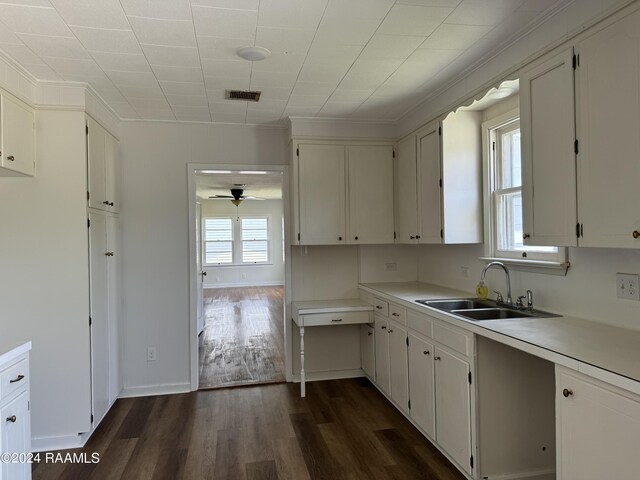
<box><xmin>481</xmin><ymin>261</ymin><xmax>512</xmax><ymax>305</ymax></box>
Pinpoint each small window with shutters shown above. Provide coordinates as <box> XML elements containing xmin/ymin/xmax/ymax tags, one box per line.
<box><xmin>203</xmin><ymin>217</ymin><xmax>233</xmax><ymax>265</ymax></box>
<box><xmin>241</xmin><ymin>217</ymin><xmax>269</xmax><ymax>264</ymax></box>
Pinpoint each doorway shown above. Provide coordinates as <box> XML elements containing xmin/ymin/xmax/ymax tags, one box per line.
<box><xmin>189</xmin><ymin>167</ymin><xmax>289</xmax><ymax>390</ymax></box>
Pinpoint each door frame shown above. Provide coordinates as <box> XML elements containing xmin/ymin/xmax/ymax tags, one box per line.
<box><xmin>186</xmin><ymin>163</ymin><xmax>292</xmax><ymax>391</ymax></box>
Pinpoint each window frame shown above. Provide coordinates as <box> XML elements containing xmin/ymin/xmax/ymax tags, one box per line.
<box><xmin>240</xmin><ymin>215</ymin><xmax>270</xmax><ymax>265</ymax></box>
<box><xmin>202</xmin><ymin>215</ymin><xmax>272</xmax><ymax>267</ymax></box>
<box><xmin>202</xmin><ymin>217</ymin><xmax>234</xmax><ymax>266</ymax></box>
<box><xmin>482</xmin><ymin>108</ymin><xmax>568</xmax><ymax>273</ymax></box>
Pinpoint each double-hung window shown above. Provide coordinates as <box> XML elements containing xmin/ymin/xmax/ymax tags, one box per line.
<box><xmin>203</xmin><ymin>218</ymin><xmax>234</xmax><ymax>265</ymax></box>
<box><xmin>203</xmin><ymin>216</ymin><xmax>270</xmax><ymax>266</ymax></box>
<box><xmin>485</xmin><ymin>112</ymin><xmax>565</xmax><ymax>265</ymax></box>
<box><xmin>241</xmin><ymin>217</ymin><xmax>269</xmax><ymax>264</ymax></box>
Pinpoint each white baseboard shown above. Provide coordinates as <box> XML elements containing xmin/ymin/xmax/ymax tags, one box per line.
<box><xmin>204</xmin><ymin>281</ymin><xmax>284</xmax><ymax>288</ymax></box>
<box><xmin>119</xmin><ymin>382</ymin><xmax>191</xmax><ymax>398</ymax></box>
<box><xmin>291</xmin><ymin>368</ymin><xmax>365</xmax><ymax>383</ymax></box>
<box><xmin>485</xmin><ymin>469</ymin><xmax>555</xmax><ymax>480</ymax></box>
<box><xmin>32</xmin><ymin>434</ymin><xmax>86</xmax><ymax>452</ymax></box>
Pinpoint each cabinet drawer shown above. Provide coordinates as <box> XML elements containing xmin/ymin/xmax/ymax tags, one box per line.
<box><xmin>389</xmin><ymin>303</ymin><xmax>406</xmax><ymax>325</ymax></box>
<box><xmin>373</xmin><ymin>298</ymin><xmax>389</xmax><ymax>317</ymax></box>
<box><xmin>407</xmin><ymin>310</ymin><xmax>434</xmax><ymax>337</ymax></box>
<box><xmin>299</xmin><ymin>310</ymin><xmax>371</xmax><ymax>327</ymax></box>
<box><xmin>433</xmin><ymin>322</ymin><xmax>471</xmax><ymax>357</ymax></box>
<box><xmin>1</xmin><ymin>358</ymin><xmax>29</xmax><ymax>401</ymax></box>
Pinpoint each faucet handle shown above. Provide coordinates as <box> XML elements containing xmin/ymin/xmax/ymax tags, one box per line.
<box><xmin>493</xmin><ymin>290</ymin><xmax>503</xmax><ymax>303</ymax></box>
<box><xmin>526</xmin><ymin>290</ymin><xmax>534</xmax><ymax>311</ymax></box>
<box><xmin>516</xmin><ymin>296</ymin><xmax>526</xmax><ymax>310</ymax></box>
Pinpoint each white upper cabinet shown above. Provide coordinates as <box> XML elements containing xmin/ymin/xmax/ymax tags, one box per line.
<box><xmin>396</xmin><ymin>111</ymin><xmax>482</xmax><ymax>245</ymax></box>
<box><xmin>348</xmin><ymin>145</ymin><xmax>394</xmax><ymax>244</ymax></box>
<box><xmin>576</xmin><ymin>10</ymin><xmax>640</xmax><ymax>248</ymax></box>
<box><xmin>298</xmin><ymin>143</ymin><xmax>347</xmax><ymax>245</ymax></box>
<box><xmin>293</xmin><ymin>141</ymin><xmax>395</xmax><ymax>246</ymax></box>
<box><xmin>520</xmin><ymin>48</ymin><xmax>577</xmax><ymax>247</ymax></box>
<box><xmin>87</xmin><ymin>116</ymin><xmax>120</xmax><ymax>213</ymax></box>
<box><xmin>0</xmin><ymin>93</ymin><xmax>35</xmax><ymax>177</ymax></box>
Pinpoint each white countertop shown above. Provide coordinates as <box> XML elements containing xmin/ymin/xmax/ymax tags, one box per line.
<box><xmin>360</xmin><ymin>281</ymin><xmax>640</xmax><ymax>387</ymax></box>
<box><xmin>293</xmin><ymin>298</ymin><xmax>374</xmax><ymax>315</ymax></box>
<box><xmin>0</xmin><ymin>341</ymin><xmax>32</xmax><ymax>366</ymax></box>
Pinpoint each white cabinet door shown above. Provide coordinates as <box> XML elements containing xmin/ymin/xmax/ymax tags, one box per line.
<box><xmin>298</xmin><ymin>144</ymin><xmax>346</xmax><ymax>245</ymax></box>
<box><xmin>348</xmin><ymin>145</ymin><xmax>394</xmax><ymax>244</ymax></box>
<box><xmin>435</xmin><ymin>347</ymin><xmax>472</xmax><ymax>475</ymax></box>
<box><xmin>576</xmin><ymin>10</ymin><xmax>640</xmax><ymax>248</ymax></box>
<box><xmin>0</xmin><ymin>391</ymin><xmax>31</xmax><ymax>480</ymax></box>
<box><xmin>106</xmin><ymin>216</ymin><xmax>120</xmax><ymax>404</ymax></box>
<box><xmin>87</xmin><ymin>117</ymin><xmax>107</xmax><ymax>211</ymax></box>
<box><xmin>389</xmin><ymin>322</ymin><xmax>409</xmax><ymax>414</ymax></box>
<box><xmin>521</xmin><ymin>49</ymin><xmax>577</xmax><ymax>247</ymax></box>
<box><xmin>417</xmin><ymin>120</ymin><xmax>442</xmax><ymax>244</ymax></box>
<box><xmin>374</xmin><ymin>316</ymin><xmax>390</xmax><ymax>396</ymax></box>
<box><xmin>396</xmin><ymin>135</ymin><xmax>419</xmax><ymax>244</ymax></box>
<box><xmin>105</xmin><ymin>131</ymin><xmax>119</xmax><ymax>213</ymax></box>
<box><xmin>556</xmin><ymin>367</ymin><xmax>640</xmax><ymax>480</ymax></box>
<box><xmin>408</xmin><ymin>333</ymin><xmax>435</xmax><ymax>439</ymax></box>
<box><xmin>361</xmin><ymin>324</ymin><xmax>375</xmax><ymax>379</ymax></box>
<box><xmin>0</xmin><ymin>95</ymin><xmax>35</xmax><ymax>177</ymax></box>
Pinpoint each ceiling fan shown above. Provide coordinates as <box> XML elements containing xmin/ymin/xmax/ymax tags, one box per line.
<box><xmin>208</xmin><ymin>184</ymin><xmax>263</xmax><ymax>205</ymax></box>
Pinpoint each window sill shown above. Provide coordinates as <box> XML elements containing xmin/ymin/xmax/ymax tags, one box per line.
<box><xmin>204</xmin><ymin>263</ymin><xmax>274</xmax><ymax>268</ymax></box>
<box><xmin>479</xmin><ymin>257</ymin><xmax>570</xmax><ymax>276</ymax></box>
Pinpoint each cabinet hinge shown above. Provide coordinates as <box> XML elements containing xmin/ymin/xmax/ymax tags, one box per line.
<box><xmin>492</xmin><ymin>141</ymin><xmax>495</xmax><ymax>152</ymax></box>
<box><xmin>406</xmin><ymin>336</ymin><xmax>409</xmax><ymax>346</ymax></box>
<box><xmin>392</xmin><ymin>150</ymin><xmax>395</xmax><ymax>158</ymax></box>
<box><xmin>87</xmin><ymin>191</ymin><xmax>90</xmax><ymax>201</ymax></box>
<box><xmin>572</xmin><ymin>54</ymin><xmax>579</xmax><ymax>70</ymax></box>
<box><xmin>89</xmin><ymin>316</ymin><xmax>92</xmax><ymax>326</ymax></box>
<box><xmin>87</xmin><ymin>218</ymin><xmax>91</xmax><ymax>228</ymax></box>
<box><xmin>393</xmin><ymin>231</ymin><xmax>396</xmax><ymax>240</ymax></box>
<box><xmin>470</xmin><ymin>455</ymin><xmax>474</xmax><ymax>468</ymax></box>
<box><xmin>440</xmin><ymin>229</ymin><xmax>443</xmax><ymax>238</ymax></box>
<box><xmin>580</xmin><ymin>223</ymin><xmax>584</xmax><ymax>238</ymax></box>
<box><xmin>408</xmin><ymin>400</ymin><xmax>411</xmax><ymax>410</ymax></box>
<box><xmin>468</xmin><ymin>371</ymin><xmax>472</xmax><ymax>384</ymax></box>
<box><xmin>576</xmin><ymin>223</ymin><xmax>582</xmax><ymax>238</ymax></box>
<box><xmin>28</xmin><ymin>400</ymin><xmax>30</xmax><ymax>411</ymax></box>
<box><xmin>439</xmin><ymin>178</ymin><xmax>442</xmax><ymax>188</ymax></box>
<box><xmin>86</xmin><ymin>125</ymin><xmax>89</xmax><ymax>135</ymax></box>
<box><xmin>297</xmin><ymin>233</ymin><xmax>300</xmax><ymax>241</ymax></box>
<box><xmin>296</xmin><ymin>148</ymin><xmax>299</xmax><ymax>157</ymax></box>
<box><xmin>574</xmin><ymin>139</ymin><xmax>579</xmax><ymax>154</ymax></box>
<box><xmin>91</xmin><ymin>414</ymin><xmax>94</xmax><ymax>423</ymax></box>
<box><xmin>438</xmin><ymin>126</ymin><xmax>442</xmax><ymax>136</ymax></box>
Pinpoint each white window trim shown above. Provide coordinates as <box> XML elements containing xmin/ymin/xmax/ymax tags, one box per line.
<box><xmin>202</xmin><ymin>215</ymin><xmax>272</xmax><ymax>267</ymax></box>
<box><xmin>202</xmin><ymin>217</ymin><xmax>234</xmax><ymax>266</ymax></box>
<box><xmin>481</xmin><ymin>108</ymin><xmax>569</xmax><ymax>275</ymax></box>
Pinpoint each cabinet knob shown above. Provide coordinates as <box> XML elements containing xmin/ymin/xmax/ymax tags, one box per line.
<box><xmin>523</xmin><ymin>233</ymin><xmax>531</xmax><ymax>239</ymax></box>
<box><xmin>562</xmin><ymin>388</ymin><xmax>573</xmax><ymax>398</ymax></box>
<box><xmin>354</xmin><ymin>236</ymin><xmax>358</xmax><ymax>240</ymax></box>
<box><xmin>423</xmin><ymin>350</ymin><xmax>430</xmax><ymax>355</ymax></box>
<box><xmin>633</xmin><ymin>230</ymin><xmax>640</xmax><ymax>239</ymax></box>
<box><xmin>416</xmin><ymin>235</ymin><xmax>421</xmax><ymax>239</ymax></box>
<box><xmin>380</xmin><ymin>325</ymin><xmax>386</xmax><ymax>330</ymax></box>
<box><xmin>109</xmin><ymin>202</ymin><xmax>115</xmax><ymax>207</ymax></box>
<box><xmin>375</xmin><ymin>305</ymin><xmax>383</xmax><ymax>310</ymax></box>
<box><xmin>410</xmin><ymin>236</ymin><xmax>415</xmax><ymax>240</ymax></box>
<box><xmin>392</xmin><ymin>312</ymin><xmax>399</xmax><ymax>317</ymax></box>
<box><xmin>367</xmin><ymin>332</ymin><xmax>372</xmax><ymax>336</ymax></box>
<box><xmin>434</xmin><ymin>356</ymin><xmax>441</xmax><ymax>360</ymax></box>
<box><xmin>6</xmin><ymin>415</ymin><xmax>16</xmax><ymax>423</ymax></box>
<box><xmin>338</xmin><ymin>236</ymin><xmax>342</xmax><ymax>241</ymax></box>
<box><xmin>388</xmin><ymin>329</ymin><xmax>393</xmax><ymax>333</ymax></box>
<box><xmin>103</xmin><ymin>201</ymin><xmax>110</xmax><ymax>205</ymax></box>
<box><xmin>7</xmin><ymin>155</ymin><xmax>14</xmax><ymax>161</ymax></box>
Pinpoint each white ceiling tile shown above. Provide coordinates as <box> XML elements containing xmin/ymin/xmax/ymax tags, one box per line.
<box><xmin>255</xmin><ymin>26</ymin><xmax>314</xmax><ymax>55</ymax></box>
<box><xmin>249</xmin><ymin>70</ymin><xmax>296</xmax><ymax>88</ymax></box>
<box><xmin>247</xmin><ymin>85</ymin><xmax>291</xmax><ymax>101</ymax></box>
<box><xmin>318</xmin><ymin>101</ymin><xmax>362</xmax><ymax>117</ymax></box>
<box><xmin>61</xmin><ymin>71</ymin><xmax>111</xmax><ymax>86</ymax></box>
<box><xmin>93</xmin><ymin>87</ymin><xmax>127</xmax><ymax>103</ymax></box>
<box><xmin>71</xmin><ymin>26</ymin><xmax>141</xmax><ymax>54</ymax></box>
<box><xmin>360</xmin><ymin>34</ymin><xmax>426</xmax><ymax>60</ymax></box>
<box><xmin>0</xmin><ymin>21</ymin><xmax>23</xmax><ymax>44</ymax></box>
<box><xmin>192</xmin><ymin>6</ymin><xmax>257</xmax><ymax>39</ymax></box>
<box><xmin>283</xmin><ymin>105</ymin><xmax>321</xmax><ymax>117</ymax></box>
<box><xmin>212</xmin><ymin>111</ymin><xmax>246</xmax><ymax>123</ymax></box>
<box><xmin>205</xmin><ymin>76</ymin><xmax>250</xmax><ymax>90</ymax></box>
<box><xmin>128</xmin><ymin>97</ymin><xmax>171</xmax><ymax>109</ymax></box>
<box><xmin>152</xmin><ymin>65</ymin><xmax>203</xmax><ymax>83</ymax></box>
<box><xmin>379</xmin><ymin>5</ymin><xmax>453</xmax><ymax>36</ymax></box>
<box><xmin>197</xmin><ymin>35</ymin><xmax>248</xmax><ymax>60</ymax></box>
<box><xmin>105</xmin><ymin>70</ymin><xmax>158</xmax><ymax>87</ymax></box>
<box><xmin>159</xmin><ymin>80</ymin><xmax>206</xmax><ymax>96</ymax></box>
<box><xmin>329</xmin><ymin>89</ymin><xmax>374</xmax><ymax>103</ymax></box>
<box><xmin>191</xmin><ymin>0</ymin><xmax>258</xmax><ymax>10</ymax></box>
<box><xmin>314</xmin><ymin>18</ymin><xmax>380</xmax><ymax>46</ymax></box>
<box><xmin>446</xmin><ymin>0</ymin><xmax>521</xmax><ymax>26</ymax></box>
<box><xmin>245</xmin><ymin>111</ymin><xmax>283</xmax><ymax>124</ymax></box>
<box><xmin>306</xmin><ymin>43</ymin><xmax>363</xmax><ymax>66</ymax></box>
<box><xmin>298</xmin><ymin>64</ymin><xmax>349</xmax><ymax>84</ymax></box>
<box><xmin>323</xmin><ymin>0</ymin><xmax>394</xmax><ymax>21</ymax></box>
<box><xmin>251</xmin><ymin>52</ymin><xmax>304</xmax><ymax>73</ymax></box>
<box><xmin>348</xmin><ymin>59</ymin><xmax>403</xmax><ymax>78</ymax></box>
<box><xmin>209</xmin><ymin>101</ymin><xmax>248</xmax><ymax>114</ymax></box>
<box><xmin>288</xmin><ymin>94</ymin><xmax>329</xmax><ymax>107</ymax></box>
<box><xmin>201</xmin><ymin>58</ymin><xmax>250</xmax><ymax>78</ymax></box>
<box><xmin>119</xmin><ymin>0</ymin><xmax>192</xmax><ymax>21</ymax></box>
<box><xmin>292</xmin><ymin>82</ymin><xmax>336</xmax><ymax>97</ymax></box>
<box><xmin>23</xmin><ymin>63</ymin><xmax>63</xmax><ymax>80</ymax></box>
<box><xmin>166</xmin><ymin>94</ymin><xmax>208</xmax><ymax>106</ymax></box>
<box><xmin>119</xmin><ymin>84</ymin><xmax>166</xmax><ymax>98</ymax></box>
<box><xmin>128</xmin><ymin>17</ymin><xmax>196</xmax><ymax>48</ymax></box>
<box><xmin>397</xmin><ymin>0</ymin><xmax>462</xmax><ymax>6</ymax></box>
<box><xmin>258</xmin><ymin>0</ymin><xmax>327</xmax><ymax>29</ymax></box>
<box><xmin>407</xmin><ymin>47</ymin><xmax>461</xmax><ymax>67</ymax></box>
<box><xmin>17</xmin><ymin>34</ymin><xmax>90</xmax><ymax>59</ymax></box>
<box><xmin>246</xmin><ymin>98</ymin><xmax>286</xmax><ymax>112</ymax></box>
<box><xmin>0</xmin><ymin>5</ymin><xmax>73</xmax><ymax>36</ymax></box>
<box><xmin>91</xmin><ymin>52</ymin><xmax>151</xmax><ymax>72</ymax></box>
<box><xmin>142</xmin><ymin>45</ymin><xmax>200</xmax><ymax>68</ymax></box>
<box><xmin>0</xmin><ymin>0</ymin><xmax>52</xmax><ymax>6</ymax></box>
<box><xmin>172</xmin><ymin>105</ymin><xmax>211</xmax><ymax>120</ymax></box>
<box><xmin>49</xmin><ymin>0</ymin><xmax>130</xmax><ymax>29</ymax></box>
<box><xmin>110</xmin><ymin>101</ymin><xmax>138</xmax><ymax>118</ymax></box>
<box><xmin>420</xmin><ymin>23</ymin><xmax>492</xmax><ymax>50</ymax></box>
<box><xmin>518</xmin><ymin>0</ymin><xmax>556</xmax><ymax>12</ymax></box>
<box><xmin>135</xmin><ymin>106</ymin><xmax>175</xmax><ymax>120</ymax></box>
<box><xmin>0</xmin><ymin>44</ymin><xmax>46</xmax><ymax>65</ymax></box>
<box><xmin>44</xmin><ymin>57</ymin><xmax>104</xmax><ymax>75</ymax></box>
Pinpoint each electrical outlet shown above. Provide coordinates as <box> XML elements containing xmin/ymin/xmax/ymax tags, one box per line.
<box><xmin>147</xmin><ymin>346</ymin><xmax>157</xmax><ymax>362</ymax></box>
<box><xmin>242</xmin><ymin>273</ymin><xmax>247</xmax><ymax>279</ymax></box>
<box><xmin>616</xmin><ymin>273</ymin><xmax>640</xmax><ymax>301</ymax></box>
<box><xmin>385</xmin><ymin>262</ymin><xmax>397</xmax><ymax>272</ymax></box>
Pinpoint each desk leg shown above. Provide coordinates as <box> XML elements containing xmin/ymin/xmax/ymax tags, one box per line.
<box><xmin>300</xmin><ymin>326</ymin><xmax>305</xmax><ymax>397</ymax></box>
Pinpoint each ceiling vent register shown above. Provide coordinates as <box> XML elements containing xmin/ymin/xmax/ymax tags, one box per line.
<box><xmin>225</xmin><ymin>90</ymin><xmax>261</xmax><ymax>102</ymax></box>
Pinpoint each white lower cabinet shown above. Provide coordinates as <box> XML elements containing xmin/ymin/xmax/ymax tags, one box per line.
<box><xmin>360</xmin><ymin>323</ymin><xmax>375</xmax><ymax>380</ymax></box>
<box><xmin>407</xmin><ymin>333</ymin><xmax>435</xmax><ymax>439</ymax></box>
<box><xmin>556</xmin><ymin>366</ymin><xmax>640</xmax><ymax>480</ymax></box>
<box><xmin>389</xmin><ymin>322</ymin><xmax>409</xmax><ymax>414</ymax></box>
<box><xmin>374</xmin><ymin>315</ymin><xmax>390</xmax><ymax>396</ymax></box>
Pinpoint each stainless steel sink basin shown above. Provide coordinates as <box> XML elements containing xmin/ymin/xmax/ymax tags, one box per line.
<box><xmin>415</xmin><ymin>298</ymin><xmax>495</xmax><ymax>310</ymax></box>
<box><xmin>451</xmin><ymin>308</ymin><xmax>534</xmax><ymax>321</ymax></box>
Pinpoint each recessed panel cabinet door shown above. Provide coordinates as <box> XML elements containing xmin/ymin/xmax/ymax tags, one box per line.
<box><xmin>389</xmin><ymin>322</ymin><xmax>409</xmax><ymax>414</ymax></box>
<box><xmin>298</xmin><ymin>144</ymin><xmax>346</xmax><ymax>245</ymax></box>
<box><xmin>396</xmin><ymin>135</ymin><xmax>418</xmax><ymax>243</ymax></box>
<box><xmin>520</xmin><ymin>49</ymin><xmax>577</xmax><ymax>247</ymax></box>
<box><xmin>105</xmin><ymin>132</ymin><xmax>119</xmax><ymax>213</ymax></box>
<box><xmin>576</xmin><ymin>10</ymin><xmax>640</xmax><ymax>248</ymax></box>
<box><xmin>361</xmin><ymin>324</ymin><xmax>375</xmax><ymax>380</ymax></box>
<box><xmin>106</xmin><ymin>215</ymin><xmax>120</xmax><ymax>404</ymax></box>
<box><xmin>556</xmin><ymin>368</ymin><xmax>640</xmax><ymax>480</ymax></box>
<box><xmin>418</xmin><ymin>121</ymin><xmax>442</xmax><ymax>244</ymax></box>
<box><xmin>0</xmin><ymin>392</ymin><xmax>31</xmax><ymax>480</ymax></box>
<box><xmin>408</xmin><ymin>333</ymin><xmax>435</xmax><ymax>439</ymax></box>
<box><xmin>348</xmin><ymin>145</ymin><xmax>394</xmax><ymax>244</ymax></box>
<box><xmin>87</xmin><ymin>117</ymin><xmax>107</xmax><ymax>211</ymax></box>
<box><xmin>1</xmin><ymin>95</ymin><xmax>35</xmax><ymax>177</ymax></box>
<box><xmin>374</xmin><ymin>316</ymin><xmax>390</xmax><ymax>396</ymax></box>
<box><xmin>435</xmin><ymin>347</ymin><xmax>472</xmax><ymax>475</ymax></box>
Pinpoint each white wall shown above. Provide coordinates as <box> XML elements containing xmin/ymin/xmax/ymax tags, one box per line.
<box><xmin>119</xmin><ymin>121</ymin><xmax>288</xmax><ymax>395</ymax></box>
<box><xmin>201</xmin><ymin>199</ymin><xmax>284</xmax><ymax>288</ymax></box>
<box><xmin>0</xmin><ymin>110</ymin><xmax>92</xmax><ymax>446</ymax></box>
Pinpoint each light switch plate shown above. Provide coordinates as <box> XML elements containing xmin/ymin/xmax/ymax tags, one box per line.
<box><xmin>616</xmin><ymin>273</ymin><xmax>640</xmax><ymax>301</ymax></box>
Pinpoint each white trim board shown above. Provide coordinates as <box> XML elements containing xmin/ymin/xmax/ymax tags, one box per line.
<box><xmin>118</xmin><ymin>382</ymin><xmax>191</xmax><ymax>399</ymax></box>
<box><xmin>203</xmin><ymin>281</ymin><xmax>284</xmax><ymax>289</ymax></box>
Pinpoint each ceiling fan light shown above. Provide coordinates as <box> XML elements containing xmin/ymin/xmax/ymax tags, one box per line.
<box><xmin>236</xmin><ymin>46</ymin><xmax>271</xmax><ymax>62</ymax></box>
<box><xmin>231</xmin><ymin>198</ymin><xmax>243</xmax><ymax>206</ymax></box>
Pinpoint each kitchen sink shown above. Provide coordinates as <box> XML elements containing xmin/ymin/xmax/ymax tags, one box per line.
<box><xmin>415</xmin><ymin>298</ymin><xmax>495</xmax><ymax>310</ymax></box>
<box><xmin>451</xmin><ymin>308</ymin><xmax>534</xmax><ymax>321</ymax></box>
<box><xmin>415</xmin><ymin>297</ymin><xmax>560</xmax><ymax>321</ymax></box>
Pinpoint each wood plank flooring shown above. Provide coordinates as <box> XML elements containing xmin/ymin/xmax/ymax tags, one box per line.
<box><xmin>32</xmin><ymin>378</ymin><xmax>466</xmax><ymax>480</ymax></box>
<box><xmin>199</xmin><ymin>286</ymin><xmax>285</xmax><ymax>389</ymax></box>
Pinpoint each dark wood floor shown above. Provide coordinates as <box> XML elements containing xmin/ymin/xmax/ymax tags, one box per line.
<box><xmin>199</xmin><ymin>286</ymin><xmax>285</xmax><ymax>389</ymax></box>
<box><xmin>32</xmin><ymin>378</ymin><xmax>465</xmax><ymax>480</ymax></box>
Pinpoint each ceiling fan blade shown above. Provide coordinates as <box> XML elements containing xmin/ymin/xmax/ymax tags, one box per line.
<box><xmin>211</xmin><ymin>194</ymin><xmax>233</xmax><ymax>198</ymax></box>
<box><xmin>243</xmin><ymin>196</ymin><xmax>265</xmax><ymax>200</ymax></box>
